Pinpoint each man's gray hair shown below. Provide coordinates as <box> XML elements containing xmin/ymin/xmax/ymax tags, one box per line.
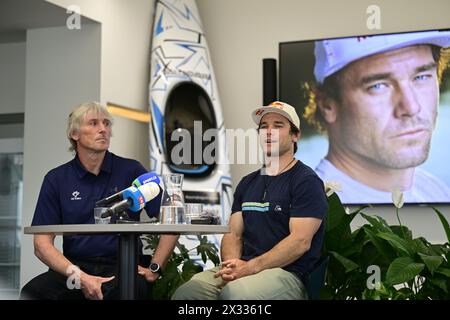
<box><xmin>67</xmin><ymin>102</ymin><xmax>113</xmax><ymax>153</ymax></box>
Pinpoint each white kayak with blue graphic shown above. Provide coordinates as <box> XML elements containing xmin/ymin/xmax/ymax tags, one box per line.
<box><xmin>149</xmin><ymin>0</ymin><xmax>233</xmax><ymax>255</ymax></box>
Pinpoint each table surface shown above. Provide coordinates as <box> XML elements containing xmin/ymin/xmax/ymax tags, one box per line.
<box><xmin>24</xmin><ymin>223</ymin><xmax>229</xmax><ymax>235</ymax></box>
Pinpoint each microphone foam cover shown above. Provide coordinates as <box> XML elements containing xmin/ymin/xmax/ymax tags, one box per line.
<box><xmin>139</xmin><ymin>182</ymin><xmax>161</xmax><ymax>202</ymax></box>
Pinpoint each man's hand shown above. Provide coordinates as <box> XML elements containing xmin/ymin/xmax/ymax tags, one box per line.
<box><xmin>138</xmin><ymin>265</ymin><xmax>160</xmax><ymax>283</ymax></box>
<box><xmin>80</xmin><ymin>272</ymin><xmax>114</xmax><ymax>300</ymax></box>
<box><xmin>214</xmin><ymin>258</ymin><xmax>257</xmax><ymax>282</ymax></box>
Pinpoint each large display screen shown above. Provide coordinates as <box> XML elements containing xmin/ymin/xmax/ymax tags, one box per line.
<box><xmin>279</xmin><ymin>29</ymin><xmax>450</xmax><ymax>204</ymax></box>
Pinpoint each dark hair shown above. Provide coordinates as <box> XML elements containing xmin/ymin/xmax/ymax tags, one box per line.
<box><xmin>290</xmin><ymin>122</ymin><xmax>299</xmax><ymax>154</ymax></box>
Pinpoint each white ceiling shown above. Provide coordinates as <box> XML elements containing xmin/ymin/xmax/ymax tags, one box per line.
<box><xmin>0</xmin><ymin>0</ymin><xmax>97</xmax><ymax>43</ymax></box>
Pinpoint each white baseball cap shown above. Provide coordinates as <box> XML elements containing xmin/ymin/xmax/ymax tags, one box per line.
<box><xmin>252</xmin><ymin>101</ymin><xmax>300</xmax><ymax>130</ymax></box>
<box><xmin>314</xmin><ymin>30</ymin><xmax>450</xmax><ymax>84</ymax></box>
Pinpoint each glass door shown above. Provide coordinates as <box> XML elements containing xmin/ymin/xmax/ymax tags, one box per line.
<box><xmin>0</xmin><ymin>142</ymin><xmax>23</xmax><ymax>299</ymax></box>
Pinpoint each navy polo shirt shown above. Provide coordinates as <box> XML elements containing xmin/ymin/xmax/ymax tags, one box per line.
<box><xmin>32</xmin><ymin>151</ymin><xmax>161</xmax><ymax>259</ymax></box>
<box><xmin>231</xmin><ymin>161</ymin><xmax>328</xmax><ymax>279</ymax></box>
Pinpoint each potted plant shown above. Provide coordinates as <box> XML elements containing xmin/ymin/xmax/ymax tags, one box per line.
<box><xmin>322</xmin><ymin>187</ymin><xmax>450</xmax><ymax>299</ymax></box>
<box><xmin>141</xmin><ymin>233</ymin><xmax>220</xmax><ymax>300</ymax></box>
<box><xmin>143</xmin><ymin>188</ymin><xmax>450</xmax><ymax>300</ymax></box>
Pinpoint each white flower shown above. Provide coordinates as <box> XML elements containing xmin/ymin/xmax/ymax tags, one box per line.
<box><xmin>324</xmin><ymin>180</ymin><xmax>342</xmax><ymax>197</ymax></box>
<box><xmin>391</xmin><ymin>189</ymin><xmax>404</xmax><ymax>208</ymax></box>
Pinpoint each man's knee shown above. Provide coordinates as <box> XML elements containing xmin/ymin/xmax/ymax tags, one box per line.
<box><xmin>19</xmin><ymin>275</ymin><xmax>68</xmax><ymax>300</ymax></box>
<box><xmin>219</xmin><ymin>282</ymin><xmax>252</xmax><ymax>300</ymax></box>
<box><xmin>19</xmin><ymin>281</ymin><xmax>38</xmax><ymax>300</ymax></box>
<box><xmin>19</xmin><ymin>272</ymin><xmax>58</xmax><ymax>300</ymax></box>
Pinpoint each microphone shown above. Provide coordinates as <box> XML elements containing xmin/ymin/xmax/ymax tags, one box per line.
<box><xmin>95</xmin><ymin>172</ymin><xmax>161</xmax><ymax>207</ymax></box>
<box><xmin>95</xmin><ymin>189</ymin><xmax>123</xmax><ymax>208</ymax></box>
<box><xmin>101</xmin><ymin>183</ymin><xmax>161</xmax><ymax>218</ymax></box>
<box><xmin>132</xmin><ymin>171</ymin><xmax>160</xmax><ymax>187</ymax></box>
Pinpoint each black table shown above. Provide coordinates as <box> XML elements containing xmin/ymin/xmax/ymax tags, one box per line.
<box><xmin>24</xmin><ymin>223</ymin><xmax>229</xmax><ymax>300</ymax></box>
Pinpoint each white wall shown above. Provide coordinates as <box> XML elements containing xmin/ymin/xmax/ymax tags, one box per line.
<box><xmin>20</xmin><ymin>0</ymin><xmax>156</xmax><ymax>287</ymax></box>
<box><xmin>47</xmin><ymin>0</ymin><xmax>155</xmax><ymax>166</ymax></box>
<box><xmin>20</xmin><ymin>24</ymin><xmax>101</xmax><ymax>286</ymax></box>
<box><xmin>197</xmin><ymin>0</ymin><xmax>450</xmax><ymax>184</ymax></box>
<box><xmin>196</xmin><ymin>0</ymin><xmax>450</xmax><ymax>242</ymax></box>
<box><xmin>0</xmin><ymin>42</ymin><xmax>26</xmax><ymax>114</ymax></box>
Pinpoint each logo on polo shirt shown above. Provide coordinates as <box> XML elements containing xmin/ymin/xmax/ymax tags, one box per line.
<box><xmin>70</xmin><ymin>191</ymin><xmax>82</xmax><ymax>200</ymax></box>
<box><xmin>274</xmin><ymin>205</ymin><xmax>282</xmax><ymax>212</ymax></box>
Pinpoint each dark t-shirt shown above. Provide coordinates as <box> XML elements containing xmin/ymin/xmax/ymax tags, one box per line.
<box><xmin>231</xmin><ymin>160</ymin><xmax>328</xmax><ymax>278</ymax></box>
<box><xmin>32</xmin><ymin>151</ymin><xmax>161</xmax><ymax>259</ymax></box>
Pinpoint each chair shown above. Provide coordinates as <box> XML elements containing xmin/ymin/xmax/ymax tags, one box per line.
<box><xmin>304</xmin><ymin>256</ymin><xmax>329</xmax><ymax>300</ymax></box>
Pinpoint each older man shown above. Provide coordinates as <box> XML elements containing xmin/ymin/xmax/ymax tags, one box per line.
<box><xmin>20</xmin><ymin>102</ymin><xmax>178</xmax><ymax>300</ymax></box>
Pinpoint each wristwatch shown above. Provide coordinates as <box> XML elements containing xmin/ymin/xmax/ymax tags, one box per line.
<box><xmin>149</xmin><ymin>262</ymin><xmax>161</xmax><ymax>275</ymax></box>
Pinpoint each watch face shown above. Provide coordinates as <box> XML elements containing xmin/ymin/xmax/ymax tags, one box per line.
<box><xmin>150</xmin><ymin>263</ymin><xmax>160</xmax><ymax>273</ymax></box>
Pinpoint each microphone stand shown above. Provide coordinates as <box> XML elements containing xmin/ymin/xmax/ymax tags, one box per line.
<box><xmin>115</xmin><ymin>210</ymin><xmax>136</xmax><ymax>224</ymax></box>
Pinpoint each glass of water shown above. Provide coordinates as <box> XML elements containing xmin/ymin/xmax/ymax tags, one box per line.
<box><xmin>94</xmin><ymin>207</ymin><xmax>111</xmax><ymax>224</ymax></box>
<box><xmin>160</xmin><ymin>173</ymin><xmax>185</xmax><ymax>224</ymax></box>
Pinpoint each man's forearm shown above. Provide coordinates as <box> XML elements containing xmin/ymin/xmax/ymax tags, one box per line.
<box><xmin>220</xmin><ymin>233</ymin><xmax>243</xmax><ymax>261</ymax></box>
<box><xmin>151</xmin><ymin>234</ymin><xmax>179</xmax><ymax>269</ymax></box>
<box><xmin>250</xmin><ymin>234</ymin><xmax>310</xmax><ymax>273</ymax></box>
<box><xmin>35</xmin><ymin>241</ymin><xmax>74</xmax><ymax>277</ymax></box>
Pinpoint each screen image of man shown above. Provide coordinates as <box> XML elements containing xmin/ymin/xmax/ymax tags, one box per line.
<box><xmin>303</xmin><ymin>31</ymin><xmax>450</xmax><ymax>204</ymax></box>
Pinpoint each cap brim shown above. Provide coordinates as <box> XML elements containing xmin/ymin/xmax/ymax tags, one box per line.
<box><xmin>316</xmin><ymin>31</ymin><xmax>450</xmax><ymax>83</ymax></box>
<box><xmin>252</xmin><ymin>107</ymin><xmax>294</xmax><ymax>127</ymax></box>
<box><xmin>333</xmin><ymin>36</ymin><xmax>450</xmax><ymax>77</ymax></box>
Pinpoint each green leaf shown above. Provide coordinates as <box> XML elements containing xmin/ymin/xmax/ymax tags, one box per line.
<box><xmin>181</xmin><ymin>261</ymin><xmax>203</xmax><ymax>281</ymax></box>
<box><xmin>411</xmin><ymin>238</ymin><xmax>433</xmax><ymax>256</ymax></box>
<box><xmin>363</xmin><ymin>226</ymin><xmax>396</xmax><ymax>262</ymax></box>
<box><xmin>431</xmin><ymin>207</ymin><xmax>450</xmax><ymax>243</ymax></box>
<box><xmin>361</xmin><ymin>213</ymin><xmax>391</xmax><ymax>233</ymax></box>
<box><xmin>339</xmin><ymin>228</ymin><xmax>366</xmax><ymax>256</ymax></box>
<box><xmin>418</xmin><ymin>252</ymin><xmax>443</xmax><ymax>274</ymax></box>
<box><xmin>435</xmin><ymin>268</ymin><xmax>450</xmax><ymax>278</ymax></box>
<box><xmin>200</xmin><ymin>251</ymin><xmax>207</xmax><ymax>264</ymax></box>
<box><xmin>329</xmin><ymin>251</ymin><xmax>359</xmax><ymax>273</ymax></box>
<box><xmin>359</xmin><ymin>242</ymin><xmax>385</xmax><ymax>267</ymax></box>
<box><xmin>377</xmin><ymin>232</ymin><xmax>415</xmax><ymax>256</ymax></box>
<box><xmin>197</xmin><ymin>240</ymin><xmax>220</xmax><ymax>265</ymax></box>
<box><xmin>167</xmin><ymin>276</ymin><xmax>185</xmax><ymax>300</ymax></box>
<box><xmin>206</xmin><ymin>249</ymin><xmax>220</xmax><ymax>266</ymax></box>
<box><xmin>176</xmin><ymin>241</ymin><xmax>190</xmax><ymax>260</ymax></box>
<box><xmin>429</xmin><ymin>243</ymin><xmax>448</xmax><ymax>256</ymax></box>
<box><xmin>396</xmin><ymin>287</ymin><xmax>415</xmax><ymax>299</ymax></box>
<box><xmin>152</xmin><ymin>260</ymin><xmax>182</xmax><ymax>300</ymax></box>
<box><xmin>429</xmin><ymin>277</ymin><xmax>448</xmax><ymax>293</ymax></box>
<box><xmin>391</xmin><ymin>225</ymin><xmax>413</xmax><ymax>241</ymax></box>
<box><xmin>324</xmin><ymin>211</ymin><xmax>359</xmax><ymax>252</ymax></box>
<box><xmin>385</xmin><ymin>257</ymin><xmax>425</xmax><ymax>286</ymax></box>
<box><xmin>325</xmin><ymin>194</ymin><xmax>348</xmax><ymax>231</ymax></box>
<box><xmin>142</xmin><ymin>234</ymin><xmax>221</xmax><ymax>300</ymax></box>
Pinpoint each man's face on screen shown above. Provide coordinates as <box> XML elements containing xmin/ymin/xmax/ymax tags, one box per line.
<box><xmin>332</xmin><ymin>45</ymin><xmax>439</xmax><ymax>169</ymax></box>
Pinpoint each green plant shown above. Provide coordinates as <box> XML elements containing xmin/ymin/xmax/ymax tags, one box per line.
<box><xmin>322</xmin><ymin>192</ymin><xmax>450</xmax><ymax>300</ymax></box>
<box><xmin>142</xmin><ymin>234</ymin><xmax>220</xmax><ymax>300</ymax></box>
